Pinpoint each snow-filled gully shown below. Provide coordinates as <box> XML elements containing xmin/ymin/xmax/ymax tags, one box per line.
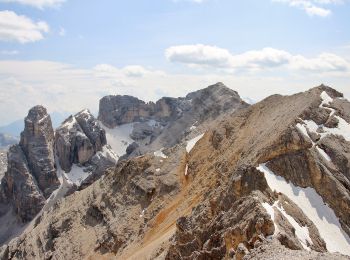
<box><xmin>257</xmin><ymin>164</ymin><xmax>350</xmax><ymax>255</ymax></box>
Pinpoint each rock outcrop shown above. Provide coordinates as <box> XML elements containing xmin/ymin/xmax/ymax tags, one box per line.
<box><xmin>1</xmin><ymin>145</ymin><xmax>45</xmax><ymax>222</ymax></box>
<box><xmin>55</xmin><ymin>109</ymin><xmax>116</xmax><ymax>188</ymax></box>
<box><xmin>0</xmin><ymin>106</ymin><xmax>58</xmax><ymax>225</ymax></box>
<box><xmin>0</xmin><ymin>149</ymin><xmax>6</xmax><ymax>180</ymax></box>
<box><xmin>98</xmin><ymin>83</ymin><xmax>247</xmax><ymax>129</ymax></box>
<box><xmin>100</xmin><ymin>83</ymin><xmax>249</xmax><ymax>159</ymax></box>
<box><xmin>19</xmin><ymin>106</ymin><xmax>59</xmax><ymax>197</ymax></box>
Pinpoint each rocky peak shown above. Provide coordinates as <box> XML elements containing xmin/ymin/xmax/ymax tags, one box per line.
<box><xmin>75</xmin><ymin>109</ymin><xmax>107</xmax><ymax>152</ymax></box>
<box><xmin>19</xmin><ymin>106</ymin><xmax>59</xmax><ymax>198</ymax></box>
<box><xmin>98</xmin><ymin>83</ymin><xmax>247</xmax><ymax>129</ymax></box>
<box><xmin>55</xmin><ymin>109</ymin><xmax>108</xmax><ymax>173</ymax></box>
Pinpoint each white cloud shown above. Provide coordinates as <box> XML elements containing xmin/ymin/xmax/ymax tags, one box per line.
<box><xmin>165</xmin><ymin>44</ymin><xmax>350</xmax><ymax>74</ymax></box>
<box><xmin>166</xmin><ymin>44</ymin><xmax>232</xmax><ymax>68</ymax></box>
<box><xmin>272</xmin><ymin>0</ymin><xmax>344</xmax><ymax>17</ymax></box>
<box><xmin>0</xmin><ymin>0</ymin><xmax>66</xmax><ymax>9</ymax></box>
<box><xmin>0</xmin><ymin>57</ymin><xmax>349</xmax><ymax>126</ymax></box>
<box><xmin>0</xmin><ymin>11</ymin><xmax>49</xmax><ymax>43</ymax></box>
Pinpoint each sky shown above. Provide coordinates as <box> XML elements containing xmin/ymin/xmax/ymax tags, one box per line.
<box><xmin>0</xmin><ymin>0</ymin><xmax>349</xmax><ymax>125</ymax></box>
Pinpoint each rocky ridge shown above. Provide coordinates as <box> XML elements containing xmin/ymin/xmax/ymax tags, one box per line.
<box><xmin>100</xmin><ymin>82</ymin><xmax>249</xmax><ymax>159</ymax></box>
<box><xmin>0</xmin><ymin>107</ymin><xmax>117</xmax><ymax>245</ymax></box>
<box><xmin>1</xmin><ymin>85</ymin><xmax>350</xmax><ymax>259</ymax></box>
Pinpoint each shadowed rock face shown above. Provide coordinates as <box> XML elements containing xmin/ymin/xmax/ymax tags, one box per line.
<box><xmin>0</xmin><ymin>106</ymin><xmax>58</xmax><ymax>224</ymax></box>
<box><xmin>55</xmin><ymin>109</ymin><xmax>108</xmax><ymax>173</ymax></box>
<box><xmin>19</xmin><ymin>106</ymin><xmax>59</xmax><ymax>197</ymax></box>
<box><xmin>1</xmin><ymin>145</ymin><xmax>45</xmax><ymax>222</ymax></box>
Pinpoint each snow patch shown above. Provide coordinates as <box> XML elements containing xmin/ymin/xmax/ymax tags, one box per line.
<box><xmin>186</xmin><ymin>133</ymin><xmax>205</xmax><ymax>153</ymax></box>
<box><xmin>257</xmin><ymin>164</ymin><xmax>350</xmax><ymax>255</ymax></box>
<box><xmin>296</xmin><ymin>116</ymin><xmax>350</xmax><ymax>142</ymax></box>
<box><xmin>44</xmin><ymin>157</ymin><xmax>73</xmax><ymax>211</ymax></box>
<box><xmin>95</xmin><ymin>145</ymin><xmax>118</xmax><ymax>164</ymax></box>
<box><xmin>324</xmin><ymin>116</ymin><xmax>350</xmax><ymax>141</ymax></box>
<box><xmin>320</xmin><ymin>91</ymin><xmax>333</xmax><ymax>108</ymax></box>
<box><xmin>262</xmin><ymin>202</ymin><xmax>279</xmax><ymax>236</ymax></box>
<box><xmin>276</xmin><ymin>204</ymin><xmax>313</xmax><ymax>250</ymax></box>
<box><xmin>316</xmin><ymin>146</ymin><xmax>331</xmax><ymax>162</ymax></box>
<box><xmin>99</xmin><ymin>122</ymin><xmax>134</xmax><ymax>158</ymax></box>
<box><xmin>154</xmin><ymin>148</ymin><xmax>167</xmax><ymax>159</ymax></box>
<box><xmin>62</xmin><ymin>116</ymin><xmax>77</xmax><ymax>130</ymax></box>
<box><xmin>64</xmin><ymin>164</ymin><xmax>91</xmax><ymax>186</ymax></box>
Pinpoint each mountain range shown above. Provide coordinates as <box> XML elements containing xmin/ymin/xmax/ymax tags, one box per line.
<box><xmin>0</xmin><ymin>83</ymin><xmax>350</xmax><ymax>259</ymax></box>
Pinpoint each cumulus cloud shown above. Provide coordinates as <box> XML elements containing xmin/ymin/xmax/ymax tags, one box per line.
<box><xmin>272</xmin><ymin>0</ymin><xmax>344</xmax><ymax>17</ymax></box>
<box><xmin>0</xmin><ymin>11</ymin><xmax>49</xmax><ymax>43</ymax></box>
<box><xmin>165</xmin><ymin>44</ymin><xmax>350</xmax><ymax>74</ymax></box>
<box><xmin>0</xmin><ymin>0</ymin><xmax>66</xmax><ymax>9</ymax></box>
<box><xmin>0</xmin><ymin>56</ymin><xmax>349</xmax><ymax>125</ymax></box>
<box><xmin>165</xmin><ymin>44</ymin><xmax>232</xmax><ymax>68</ymax></box>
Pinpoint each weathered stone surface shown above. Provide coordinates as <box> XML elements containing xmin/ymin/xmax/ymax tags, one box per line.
<box><xmin>75</xmin><ymin>109</ymin><xmax>107</xmax><ymax>152</ymax></box>
<box><xmin>1</xmin><ymin>145</ymin><xmax>45</xmax><ymax>222</ymax></box>
<box><xmin>55</xmin><ymin>110</ymin><xmax>108</xmax><ymax>173</ymax></box>
<box><xmin>55</xmin><ymin>115</ymin><xmax>94</xmax><ymax>172</ymax></box>
<box><xmin>19</xmin><ymin>106</ymin><xmax>59</xmax><ymax>197</ymax></box>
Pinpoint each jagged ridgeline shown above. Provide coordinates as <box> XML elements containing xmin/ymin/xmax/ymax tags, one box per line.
<box><xmin>0</xmin><ymin>83</ymin><xmax>350</xmax><ymax>260</ymax></box>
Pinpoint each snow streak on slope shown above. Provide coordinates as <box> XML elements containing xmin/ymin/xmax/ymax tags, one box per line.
<box><xmin>154</xmin><ymin>148</ymin><xmax>167</xmax><ymax>159</ymax></box>
<box><xmin>257</xmin><ymin>164</ymin><xmax>350</xmax><ymax>255</ymax></box>
<box><xmin>99</xmin><ymin>122</ymin><xmax>134</xmax><ymax>158</ymax></box>
<box><xmin>261</xmin><ymin>202</ymin><xmax>279</xmax><ymax>236</ymax></box>
<box><xmin>186</xmin><ymin>133</ymin><xmax>204</xmax><ymax>153</ymax></box>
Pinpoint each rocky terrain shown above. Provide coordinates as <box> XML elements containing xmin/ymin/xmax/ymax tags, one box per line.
<box><xmin>99</xmin><ymin>82</ymin><xmax>248</xmax><ymax>159</ymax></box>
<box><xmin>0</xmin><ymin>84</ymin><xmax>350</xmax><ymax>259</ymax></box>
<box><xmin>0</xmin><ymin>107</ymin><xmax>117</xmax><ymax>245</ymax></box>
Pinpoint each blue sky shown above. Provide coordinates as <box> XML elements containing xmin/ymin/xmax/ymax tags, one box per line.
<box><xmin>0</xmin><ymin>0</ymin><xmax>349</xmax><ymax>124</ymax></box>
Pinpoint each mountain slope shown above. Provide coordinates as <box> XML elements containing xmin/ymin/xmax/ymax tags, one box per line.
<box><xmin>1</xmin><ymin>85</ymin><xmax>350</xmax><ymax>259</ymax></box>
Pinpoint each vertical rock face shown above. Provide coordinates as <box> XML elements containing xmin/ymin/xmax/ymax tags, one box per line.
<box><xmin>19</xmin><ymin>106</ymin><xmax>59</xmax><ymax>197</ymax></box>
<box><xmin>98</xmin><ymin>95</ymin><xmax>154</xmax><ymax>128</ymax></box>
<box><xmin>75</xmin><ymin>109</ymin><xmax>107</xmax><ymax>152</ymax></box>
<box><xmin>55</xmin><ymin>109</ymin><xmax>109</xmax><ymax>173</ymax></box>
<box><xmin>55</xmin><ymin>115</ymin><xmax>94</xmax><ymax>172</ymax></box>
<box><xmin>1</xmin><ymin>145</ymin><xmax>45</xmax><ymax>222</ymax></box>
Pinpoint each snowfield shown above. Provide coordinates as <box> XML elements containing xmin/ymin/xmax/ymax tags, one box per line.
<box><xmin>257</xmin><ymin>164</ymin><xmax>350</xmax><ymax>255</ymax></box>
<box><xmin>99</xmin><ymin>122</ymin><xmax>134</xmax><ymax>158</ymax></box>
